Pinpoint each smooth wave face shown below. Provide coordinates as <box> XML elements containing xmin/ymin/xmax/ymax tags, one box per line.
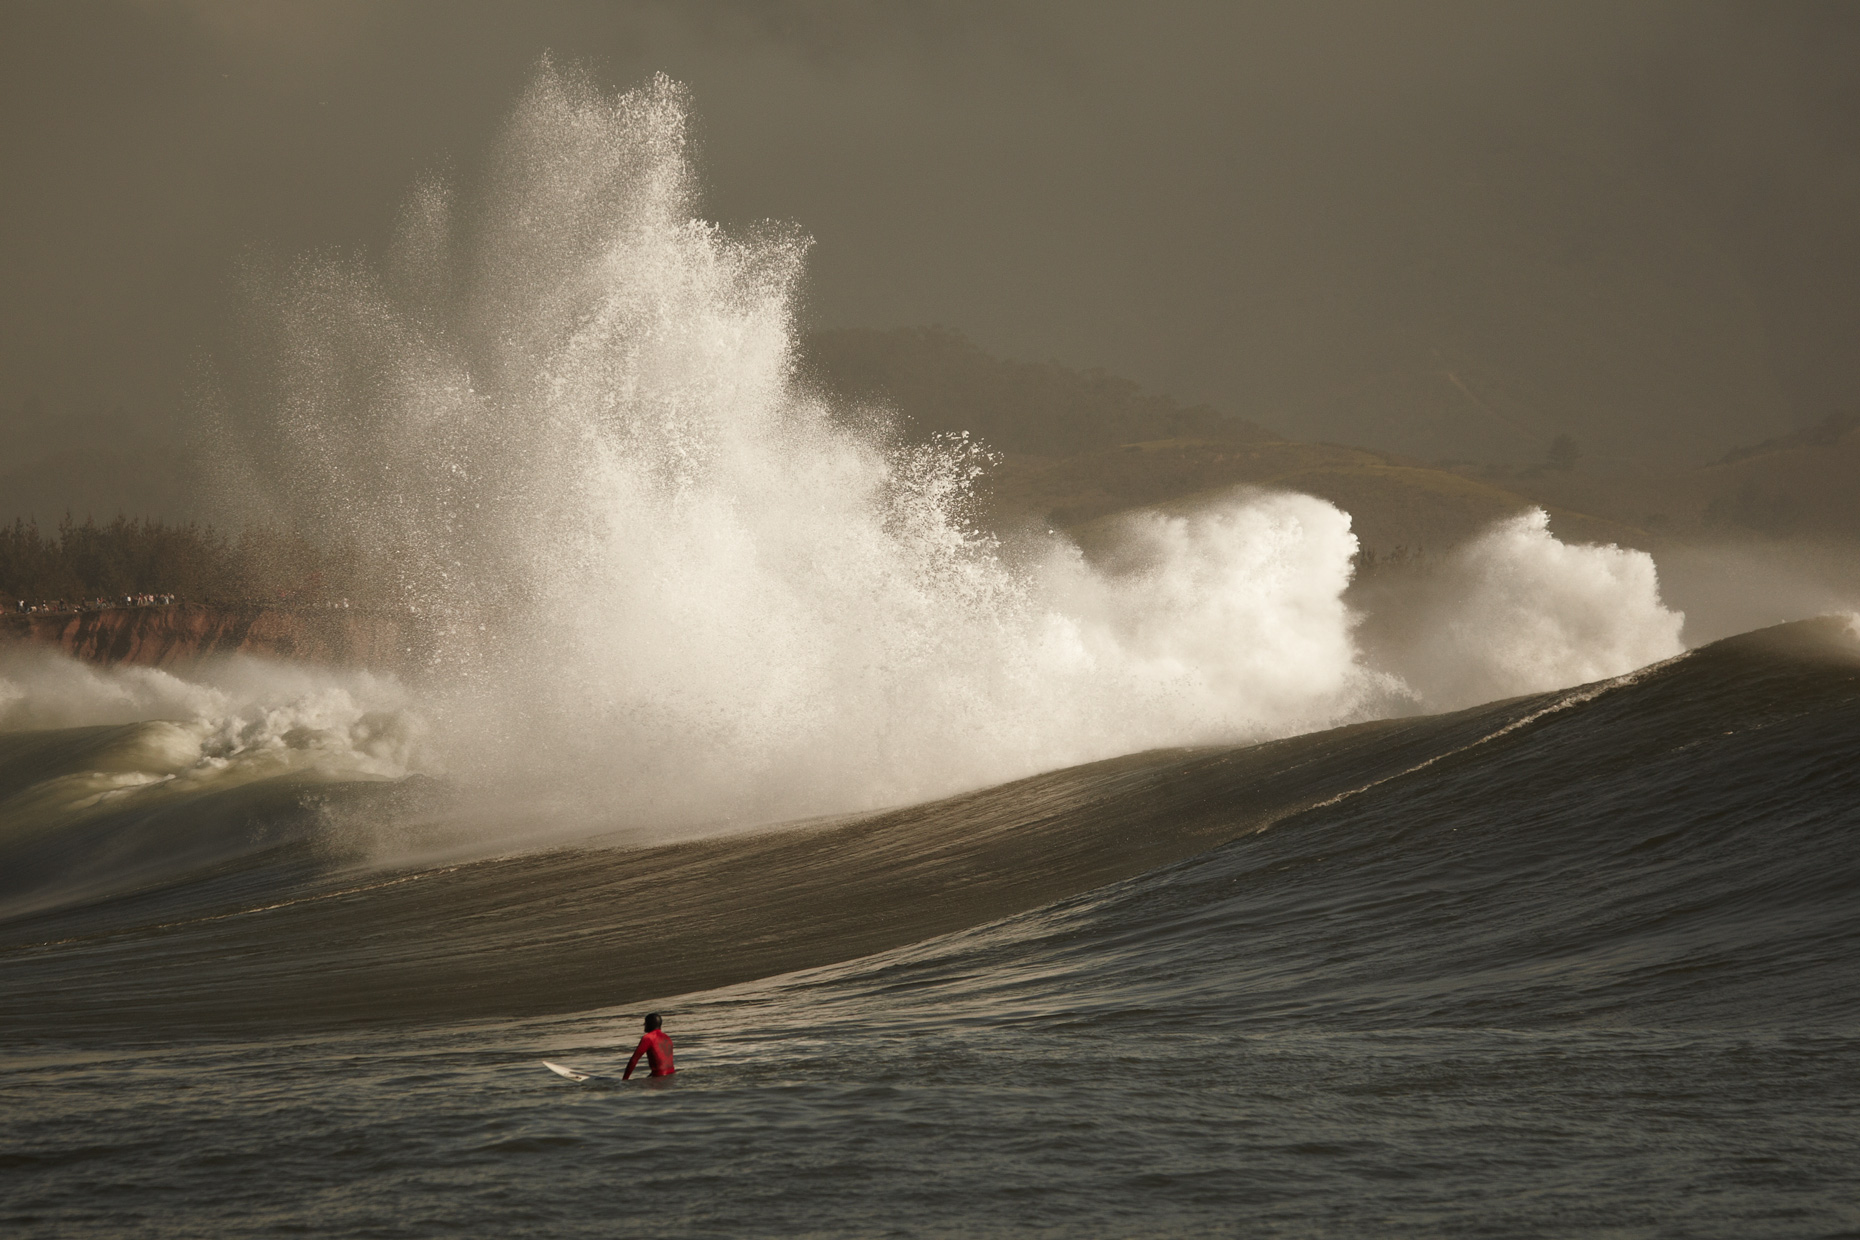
<box><xmin>4</xmin><ymin>617</ymin><xmax>1856</xmax><ymax>1038</ymax></box>
<box><xmin>4</xmin><ymin>618</ymin><xmax>1858</xmax><ymax>1238</ymax></box>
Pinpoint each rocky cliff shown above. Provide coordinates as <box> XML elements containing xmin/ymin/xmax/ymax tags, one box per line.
<box><xmin>0</xmin><ymin>604</ymin><xmax>418</xmax><ymax>673</ymax></box>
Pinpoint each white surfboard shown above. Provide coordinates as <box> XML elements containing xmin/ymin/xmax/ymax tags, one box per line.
<box><xmin>542</xmin><ymin>1060</ymin><xmax>595</xmax><ymax>1082</ymax></box>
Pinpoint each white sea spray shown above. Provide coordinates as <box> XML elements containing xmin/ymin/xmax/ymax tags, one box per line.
<box><xmin>5</xmin><ymin>69</ymin><xmax>1691</xmax><ymax>843</ymax></box>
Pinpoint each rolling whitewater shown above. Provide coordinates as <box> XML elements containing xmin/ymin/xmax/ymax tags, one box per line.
<box><xmin>4</xmin><ymin>70</ymin><xmax>1860</xmax><ymax>1237</ymax></box>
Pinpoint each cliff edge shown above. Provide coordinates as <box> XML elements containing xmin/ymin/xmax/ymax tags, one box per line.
<box><xmin>0</xmin><ymin>604</ymin><xmax>417</xmax><ymax>673</ymax></box>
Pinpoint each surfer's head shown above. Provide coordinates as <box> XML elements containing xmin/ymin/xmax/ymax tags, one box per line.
<box><xmin>644</xmin><ymin>1012</ymin><xmax>662</xmax><ymax>1032</ymax></box>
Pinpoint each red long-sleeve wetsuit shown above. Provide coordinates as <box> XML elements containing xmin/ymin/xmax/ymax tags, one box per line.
<box><xmin>624</xmin><ymin>1029</ymin><xmax>676</xmax><ymax>1078</ymax></box>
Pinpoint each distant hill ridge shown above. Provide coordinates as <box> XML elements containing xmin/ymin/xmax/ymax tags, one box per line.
<box><xmin>1</xmin><ymin>603</ymin><xmax>417</xmax><ymax>672</ymax></box>
<box><xmin>801</xmin><ymin>326</ymin><xmax>1643</xmax><ymax>554</ymax></box>
<box><xmin>9</xmin><ymin>327</ymin><xmax>1850</xmax><ymax>562</ymax></box>
<box><xmin>801</xmin><ymin>326</ymin><xmax>1271</xmax><ymax>456</ymax></box>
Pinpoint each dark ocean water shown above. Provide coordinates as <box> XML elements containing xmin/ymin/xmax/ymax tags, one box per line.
<box><xmin>4</xmin><ymin>618</ymin><xmax>1859</xmax><ymax>1237</ymax></box>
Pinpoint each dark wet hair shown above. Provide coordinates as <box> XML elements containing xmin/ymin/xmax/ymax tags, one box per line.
<box><xmin>644</xmin><ymin>1012</ymin><xmax>662</xmax><ymax>1032</ymax></box>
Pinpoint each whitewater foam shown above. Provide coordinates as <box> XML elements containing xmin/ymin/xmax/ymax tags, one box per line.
<box><xmin>0</xmin><ymin>647</ymin><xmax>426</xmax><ymax>821</ymax></box>
<box><xmin>1359</xmin><ymin>508</ymin><xmax>1686</xmax><ymax>712</ymax></box>
<box><xmin>178</xmin><ymin>68</ymin><xmax>1695</xmax><ymax>841</ymax></box>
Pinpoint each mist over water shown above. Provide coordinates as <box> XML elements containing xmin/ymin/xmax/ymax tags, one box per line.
<box><xmin>139</xmin><ymin>68</ymin><xmax>1687</xmax><ymax>841</ymax></box>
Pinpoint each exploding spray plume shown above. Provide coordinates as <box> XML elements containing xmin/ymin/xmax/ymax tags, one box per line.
<box><xmin>1355</xmin><ymin>509</ymin><xmax>1687</xmax><ymax>713</ymax></box>
<box><xmin>181</xmin><ymin>67</ymin><xmax>1689</xmax><ymax>841</ymax></box>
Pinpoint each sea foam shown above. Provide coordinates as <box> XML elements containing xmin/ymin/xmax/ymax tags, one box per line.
<box><xmin>95</xmin><ymin>67</ymin><xmax>1684</xmax><ymax>838</ymax></box>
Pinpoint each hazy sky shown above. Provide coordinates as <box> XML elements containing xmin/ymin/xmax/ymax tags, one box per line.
<box><xmin>3</xmin><ymin>0</ymin><xmax>1858</xmax><ymax>466</ymax></box>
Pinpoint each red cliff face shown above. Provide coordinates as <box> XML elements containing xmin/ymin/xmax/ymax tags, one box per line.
<box><xmin>0</xmin><ymin>604</ymin><xmax>418</xmax><ymax>674</ymax></box>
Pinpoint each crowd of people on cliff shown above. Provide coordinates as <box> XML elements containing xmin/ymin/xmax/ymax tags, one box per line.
<box><xmin>11</xmin><ymin>593</ymin><xmax>179</xmax><ymax>616</ymax></box>
<box><xmin>9</xmin><ymin>594</ymin><xmax>361</xmax><ymax>616</ymax></box>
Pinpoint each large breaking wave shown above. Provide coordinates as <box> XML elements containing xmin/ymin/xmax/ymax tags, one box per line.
<box><xmin>9</xmin><ymin>68</ymin><xmax>1686</xmax><ymax>844</ymax></box>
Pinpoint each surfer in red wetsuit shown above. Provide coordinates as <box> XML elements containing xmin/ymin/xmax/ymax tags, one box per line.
<box><xmin>623</xmin><ymin>1012</ymin><xmax>675</xmax><ymax>1079</ymax></box>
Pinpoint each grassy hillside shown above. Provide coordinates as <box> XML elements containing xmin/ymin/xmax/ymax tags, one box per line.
<box><xmin>979</xmin><ymin>438</ymin><xmax>1647</xmax><ymax>556</ymax></box>
<box><xmin>801</xmin><ymin>327</ymin><xmax>1649</xmax><ymax>554</ymax></box>
<box><xmin>802</xmin><ymin>327</ymin><xmax>1270</xmax><ymax>455</ymax></box>
<box><xmin>1456</xmin><ymin>413</ymin><xmax>1860</xmax><ymax>544</ymax></box>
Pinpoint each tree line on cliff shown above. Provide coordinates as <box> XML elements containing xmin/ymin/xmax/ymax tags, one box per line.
<box><xmin>1</xmin><ymin>516</ymin><xmax>371</xmax><ymax>608</ymax></box>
